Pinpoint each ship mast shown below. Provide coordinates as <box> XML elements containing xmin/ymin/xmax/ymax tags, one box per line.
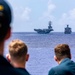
<box><xmin>48</xmin><ymin>21</ymin><xmax>52</xmax><ymax>29</ymax></box>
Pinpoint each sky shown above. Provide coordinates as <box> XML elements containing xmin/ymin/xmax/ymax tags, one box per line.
<box><xmin>7</xmin><ymin>0</ymin><xmax>75</xmax><ymax>32</ymax></box>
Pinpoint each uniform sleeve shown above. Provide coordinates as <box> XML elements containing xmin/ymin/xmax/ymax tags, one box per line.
<box><xmin>48</xmin><ymin>68</ymin><xmax>56</xmax><ymax>75</ymax></box>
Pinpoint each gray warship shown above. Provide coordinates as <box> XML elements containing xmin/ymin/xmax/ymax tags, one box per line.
<box><xmin>64</xmin><ymin>25</ymin><xmax>72</xmax><ymax>34</ymax></box>
<box><xmin>34</xmin><ymin>21</ymin><xmax>53</xmax><ymax>34</ymax></box>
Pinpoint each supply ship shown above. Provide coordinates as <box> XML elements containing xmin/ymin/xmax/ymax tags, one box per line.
<box><xmin>64</xmin><ymin>25</ymin><xmax>72</xmax><ymax>34</ymax></box>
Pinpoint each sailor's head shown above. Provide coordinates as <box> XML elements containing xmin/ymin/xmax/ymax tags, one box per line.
<box><xmin>0</xmin><ymin>0</ymin><xmax>12</xmax><ymax>42</ymax></box>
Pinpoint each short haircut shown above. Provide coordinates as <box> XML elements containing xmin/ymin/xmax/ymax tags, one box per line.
<box><xmin>0</xmin><ymin>0</ymin><xmax>12</xmax><ymax>41</ymax></box>
<box><xmin>8</xmin><ymin>39</ymin><xmax>28</xmax><ymax>62</ymax></box>
<box><xmin>54</xmin><ymin>44</ymin><xmax>71</xmax><ymax>60</ymax></box>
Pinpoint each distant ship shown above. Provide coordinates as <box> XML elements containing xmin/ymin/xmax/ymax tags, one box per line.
<box><xmin>64</xmin><ymin>25</ymin><xmax>72</xmax><ymax>34</ymax></box>
<box><xmin>34</xmin><ymin>21</ymin><xmax>53</xmax><ymax>34</ymax></box>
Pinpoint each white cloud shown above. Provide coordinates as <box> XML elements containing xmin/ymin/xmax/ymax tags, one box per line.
<box><xmin>21</xmin><ymin>7</ymin><xmax>31</xmax><ymax>20</ymax></box>
<box><xmin>69</xmin><ymin>8</ymin><xmax>75</xmax><ymax>19</ymax></box>
<box><xmin>48</xmin><ymin>0</ymin><xmax>56</xmax><ymax>12</ymax></box>
<box><xmin>58</xmin><ymin>8</ymin><xmax>75</xmax><ymax>25</ymax></box>
<box><xmin>54</xmin><ymin>8</ymin><xmax>75</xmax><ymax>32</ymax></box>
<box><xmin>58</xmin><ymin>13</ymin><xmax>68</xmax><ymax>26</ymax></box>
<box><xmin>13</xmin><ymin>7</ymin><xmax>31</xmax><ymax>21</ymax></box>
<box><xmin>40</xmin><ymin>0</ymin><xmax>56</xmax><ymax>21</ymax></box>
<box><xmin>7</xmin><ymin>0</ymin><xmax>32</xmax><ymax>22</ymax></box>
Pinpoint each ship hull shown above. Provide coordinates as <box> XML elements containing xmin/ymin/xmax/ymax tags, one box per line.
<box><xmin>36</xmin><ymin>31</ymin><xmax>50</xmax><ymax>34</ymax></box>
<box><xmin>34</xmin><ymin>29</ymin><xmax>53</xmax><ymax>34</ymax></box>
<box><xmin>64</xmin><ymin>31</ymin><xmax>71</xmax><ymax>34</ymax></box>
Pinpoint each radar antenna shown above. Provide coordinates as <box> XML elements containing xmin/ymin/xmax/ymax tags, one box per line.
<box><xmin>48</xmin><ymin>21</ymin><xmax>52</xmax><ymax>29</ymax></box>
<box><xmin>49</xmin><ymin>21</ymin><xmax>52</xmax><ymax>26</ymax></box>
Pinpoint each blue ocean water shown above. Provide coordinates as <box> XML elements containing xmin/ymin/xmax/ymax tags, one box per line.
<box><xmin>4</xmin><ymin>32</ymin><xmax>75</xmax><ymax>75</ymax></box>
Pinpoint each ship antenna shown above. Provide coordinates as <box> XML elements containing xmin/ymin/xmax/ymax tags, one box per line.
<box><xmin>49</xmin><ymin>21</ymin><xmax>51</xmax><ymax>26</ymax></box>
<box><xmin>67</xmin><ymin>24</ymin><xmax>69</xmax><ymax>27</ymax></box>
<box><xmin>48</xmin><ymin>21</ymin><xmax>52</xmax><ymax>29</ymax></box>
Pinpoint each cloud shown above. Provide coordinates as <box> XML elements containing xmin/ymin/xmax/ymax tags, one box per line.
<box><xmin>69</xmin><ymin>8</ymin><xmax>75</xmax><ymax>20</ymax></box>
<box><xmin>21</xmin><ymin>7</ymin><xmax>31</xmax><ymax>21</ymax></box>
<box><xmin>40</xmin><ymin>0</ymin><xmax>56</xmax><ymax>21</ymax></box>
<box><xmin>7</xmin><ymin>0</ymin><xmax>32</xmax><ymax>22</ymax></box>
<box><xmin>48</xmin><ymin>0</ymin><xmax>56</xmax><ymax>11</ymax></box>
<box><xmin>13</xmin><ymin>7</ymin><xmax>31</xmax><ymax>21</ymax></box>
<box><xmin>58</xmin><ymin>8</ymin><xmax>75</xmax><ymax>25</ymax></box>
<box><xmin>53</xmin><ymin>8</ymin><xmax>75</xmax><ymax>32</ymax></box>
